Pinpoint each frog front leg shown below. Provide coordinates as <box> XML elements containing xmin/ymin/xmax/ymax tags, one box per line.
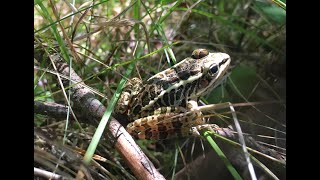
<box><xmin>186</xmin><ymin>100</ymin><xmax>220</xmax><ymax>137</ymax></box>
<box><xmin>115</xmin><ymin>77</ymin><xmax>144</xmax><ymax>115</ymax></box>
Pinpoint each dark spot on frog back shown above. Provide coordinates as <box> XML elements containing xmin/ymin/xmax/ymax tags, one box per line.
<box><xmin>132</xmin><ymin>104</ymin><xmax>142</xmax><ymax>115</ymax></box>
<box><xmin>174</xmin><ymin>64</ymin><xmax>190</xmax><ymax>80</ymax></box>
<box><xmin>177</xmin><ymin>69</ymin><xmax>190</xmax><ymax>80</ymax></box>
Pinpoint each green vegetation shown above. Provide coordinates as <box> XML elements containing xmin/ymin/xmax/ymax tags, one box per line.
<box><xmin>34</xmin><ymin>0</ymin><xmax>286</xmax><ymax>179</ymax></box>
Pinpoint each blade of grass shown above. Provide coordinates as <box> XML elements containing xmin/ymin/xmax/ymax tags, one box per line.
<box><xmin>271</xmin><ymin>0</ymin><xmax>286</xmax><ymax>10</ymax></box>
<box><xmin>229</xmin><ymin>103</ymin><xmax>257</xmax><ymax>180</ymax></box>
<box><xmin>35</xmin><ymin>0</ymin><xmax>70</xmax><ymax>62</ymax></box>
<box><xmin>200</xmin><ymin>102</ymin><xmax>257</xmax><ymax>179</ymax></box>
<box><xmin>158</xmin><ymin>0</ymin><xmax>183</xmax><ymax>24</ymax></box>
<box><xmin>146</xmin><ymin>0</ymin><xmax>183</xmax><ymax>66</ymax></box>
<box><xmin>202</xmin><ymin>131</ymin><xmax>242</xmax><ymax>180</ymax></box>
<box><xmin>204</xmin><ymin>126</ymin><xmax>284</xmax><ymax>179</ymax></box>
<box><xmin>250</xmin><ymin>155</ymin><xmax>280</xmax><ymax>180</ymax></box>
<box><xmin>213</xmin><ymin>130</ymin><xmax>282</xmax><ymax>179</ymax></box>
<box><xmin>206</xmin><ymin>131</ymin><xmax>281</xmax><ymax>180</ymax></box>
<box><xmin>83</xmin><ymin>61</ymin><xmax>135</xmax><ymax>164</ymax></box>
<box><xmin>171</xmin><ymin>145</ymin><xmax>179</xmax><ymax>180</ymax></box>
<box><xmin>207</xmin><ymin>130</ymin><xmax>285</xmax><ymax>165</ymax></box>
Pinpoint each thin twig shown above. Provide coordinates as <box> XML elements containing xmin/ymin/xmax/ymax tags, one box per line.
<box><xmin>34</xmin><ymin>167</ymin><xmax>64</xmax><ymax>180</ymax></box>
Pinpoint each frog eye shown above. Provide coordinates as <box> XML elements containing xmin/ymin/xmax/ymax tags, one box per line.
<box><xmin>209</xmin><ymin>64</ymin><xmax>218</xmax><ymax>75</ymax></box>
<box><xmin>191</xmin><ymin>49</ymin><xmax>209</xmax><ymax>59</ymax></box>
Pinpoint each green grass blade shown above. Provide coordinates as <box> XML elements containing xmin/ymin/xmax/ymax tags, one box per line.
<box><xmin>272</xmin><ymin>0</ymin><xmax>286</xmax><ymax>10</ymax></box>
<box><xmin>35</xmin><ymin>0</ymin><xmax>70</xmax><ymax>62</ymax></box>
<box><xmin>83</xmin><ymin>62</ymin><xmax>135</xmax><ymax>164</ymax></box>
<box><xmin>171</xmin><ymin>145</ymin><xmax>179</xmax><ymax>180</ymax></box>
<box><xmin>205</xmin><ymin>130</ymin><xmax>283</xmax><ymax>179</ymax></box>
<box><xmin>158</xmin><ymin>0</ymin><xmax>183</xmax><ymax>24</ymax></box>
<box><xmin>203</xmin><ymin>131</ymin><xmax>243</xmax><ymax>180</ymax></box>
<box><xmin>149</xmin><ymin>0</ymin><xmax>182</xmax><ymax>39</ymax></box>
